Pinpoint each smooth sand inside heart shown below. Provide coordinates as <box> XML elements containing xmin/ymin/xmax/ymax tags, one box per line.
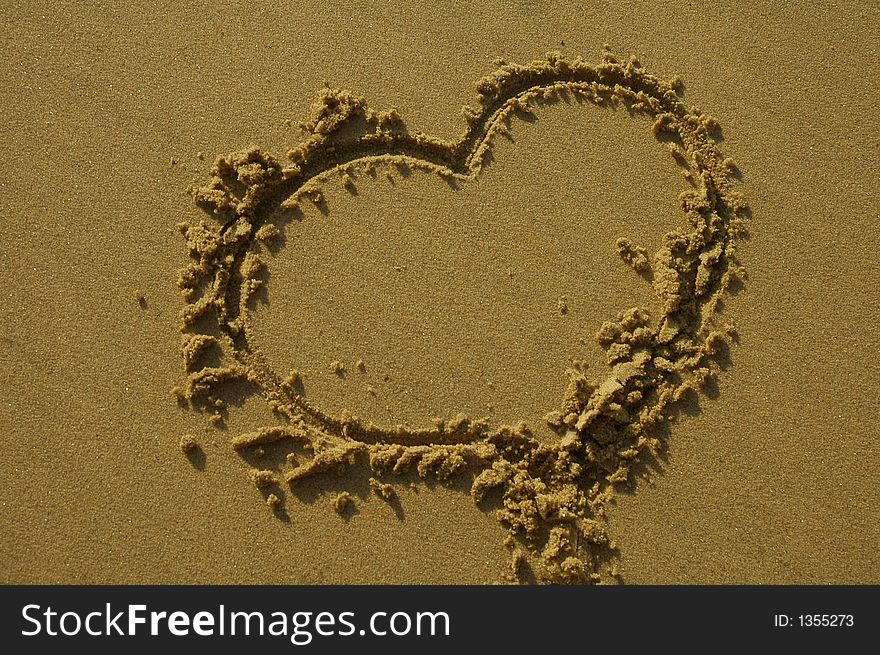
<box><xmin>248</xmin><ymin>104</ymin><xmax>684</xmax><ymax>437</ymax></box>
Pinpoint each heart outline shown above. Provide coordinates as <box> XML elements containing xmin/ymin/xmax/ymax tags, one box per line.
<box><xmin>175</xmin><ymin>50</ymin><xmax>748</xmax><ymax>584</ymax></box>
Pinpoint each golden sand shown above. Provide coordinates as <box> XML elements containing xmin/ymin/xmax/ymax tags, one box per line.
<box><xmin>174</xmin><ymin>52</ymin><xmax>746</xmax><ymax>582</ymax></box>
<box><xmin>1</xmin><ymin>2</ymin><xmax>877</xmax><ymax>584</ymax></box>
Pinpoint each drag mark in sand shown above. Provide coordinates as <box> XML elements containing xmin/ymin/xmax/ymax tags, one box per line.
<box><xmin>173</xmin><ymin>50</ymin><xmax>748</xmax><ymax>583</ymax></box>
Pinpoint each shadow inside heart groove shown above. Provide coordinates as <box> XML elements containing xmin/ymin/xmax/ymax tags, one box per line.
<box><xmin>174</xmin><ymin>50</ymin><xmax>748</xmax><ymax>584</ymax></box>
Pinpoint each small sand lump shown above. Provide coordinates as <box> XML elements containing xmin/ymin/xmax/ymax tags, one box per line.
<box><xmin>616</xmin><ymin>237</ymin><xmax>652</xmax><ymax>275</ymax></box>
<box><xmin>249</xmin><ymin>469</ymin><xmax>277</xmax><ymax>489</ymax></box>
<box><xmin>255</xmin><ymin>223</ymin><xmax>280</xmax><ymax>244</ymax></box>
<box><xmin>369</xmin><ymin>477</ymin><xmax>396</xmax><ymax>500</ymax></box>
<box><xmin>179</xmin><ymin>434</ymin><xmax>198</xmax><ymax>454</ymax></box>
<box><xmin>332</xmin><ymin>491</ymin><xmax>354</xmax><ymax>514</ymax></box>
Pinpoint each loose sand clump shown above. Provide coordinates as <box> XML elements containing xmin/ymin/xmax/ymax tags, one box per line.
<box><xmin>179</xmin><ymin>434</ymin><xmax>199</xmax><ymax>454</ymax></box>
<box><xmin>369</xmin><ymin>477</ymin><xmax>396</xmax><ymax>501</ymax></box>
<box><xmin>331</xmin><ymin>491</ymin><xmax>354</xmax><ymax>515</ymax></box>
<box><xmin>249</xmin><ymin>469</ymin><xmax>278</xmax><ymax>489</ymax></box>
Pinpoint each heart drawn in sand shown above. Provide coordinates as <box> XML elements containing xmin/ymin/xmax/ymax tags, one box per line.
<box><xmin>173</xmin><ymin>50</ymin><xmax>748</xmax><ymax>583</ymax></box>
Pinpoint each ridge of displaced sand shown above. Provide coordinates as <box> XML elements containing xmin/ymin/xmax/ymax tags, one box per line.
<box><xmin>173</xmin><ymin>49</ymin><xmax>748</xmax><ymax>583</ymax></box>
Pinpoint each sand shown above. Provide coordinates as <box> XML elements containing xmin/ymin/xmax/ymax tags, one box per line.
<box><xmin>1</xmin><ymin>1</ymin><xmax>877</xmax><ymax>584</ymax></box>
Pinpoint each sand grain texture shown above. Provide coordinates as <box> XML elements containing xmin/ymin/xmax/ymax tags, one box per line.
<box><xmin>1</xmin><ymin>1</ymin><xmax>877</xmax><ymax>583</ymax></box>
